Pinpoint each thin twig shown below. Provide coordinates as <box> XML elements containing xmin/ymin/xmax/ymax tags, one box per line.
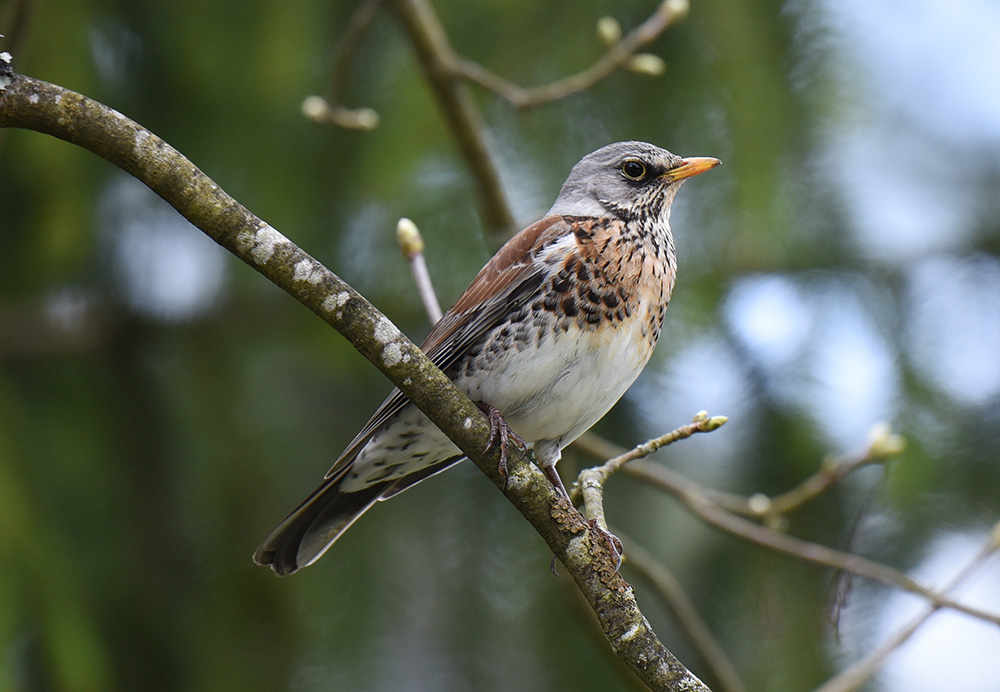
<box><xmin>301</xmin><ymin>95</ymin><xmax>379</xmax><ymax>131</ymax></box>
<box><xmin>302</xmin><ymin>0</ymin><xmax>384</xmax><ymax>131</ymax></box>
<box><xmin>574</xmin><ymin>424</ymin><xmax>904</xmax><ymax>519</ymax></box>
<box><xmin>571</xmin><ymin>424</ymin><xmax>998</xmax><ymax>624</ymax></box>
<box><xmin>396</xmin><ymin>217</ymin><xmax>443</xmax><ymax>324</ymax></box>
<box><xmin>573</xmin><ymin>411</ymin><xmax>727</xmax><ymax>528</ymax></box>
<box><xmin>623</xmin><ymin>535</ymin><xmax>748</xmax><ymax>692</ymax></box>
<box><xmin>737</xmin><ymin>424</ymin><xmax>905</xmax><ymax>519</ymax></box>
<box><xmin>453</xmin><ymin>0</ymin><xmax>688</xmax><ymax>110</ymax></box>
<box><xmin>598</xmin><ymin>411</ymin><xmax>728</xmax><ymax>480</ymax></box>
<box><xmin>329</xmin><ymin>0</ymin><xmax>384</xmax><ymax>105</ymax></box>
<box><xmin>812</xmin><ymin>528</ymin><xmax>1000</xmax><ymax>692</ymax></box>
<box><xmin>626</xmin><ymin>459</ymin><xmax>1000</xmax><ymax>627</ymax></box>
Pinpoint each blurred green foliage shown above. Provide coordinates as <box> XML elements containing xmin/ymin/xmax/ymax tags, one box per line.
<box><xmin>2</xmin><ymin>1</ymin><xmax>1000</xmax><ymax>691</ymax></box>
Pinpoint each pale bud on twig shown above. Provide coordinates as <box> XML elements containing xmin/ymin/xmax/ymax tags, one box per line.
<box><xmin>396</xmin><ymin>217</ymin><xmax>425</xmax><ymax>257</ymax></box>
<box><xmin>596</xmin><ymin>16</ymin><xmax>622</xmax><ymax>47</ymax></box>
<box><xmin>301</xmin><ymin>96</ymin><xmax>379</xmax><ymax>131</ymax></box>
<box><xmin>691</xmin><ymin>410</ymin><xmax>726</xmax><ymax>431</ymax></box>
<box><xmin>748</xmin><ymin>493</ymin><xmax>772</xmax><ymax>517</ymax></box>
<box><xmin>662</xmin><ymin>0</ymin><xmax>690</xmax><ymax>21</ymax></box>
<box><xmin>396</xmin><ymin>218</ymin><xmax>442</xmax><ymax>324</ymax></box>
<box><xmin>348</xmin><ymin>108</ymin><xmax>380</xmax><ymax>131</ymax></box>
<box><xmin>626</xmin><ymin>54</ymin><xmax>667</xmax><ymax>77</ymax></box>
<box><xmin>301</xmin><ymin>95</ymin><xmax>330</xmax><ymax>122</ymax></box>
<box><xmin>704</xmin><ymin>415</ymin><xmax>728</xmax><ymax>431</ymax></box>
<box><xmin>866</xmin><ymin>422</ymin><xmax>906</xmax><ymax>459</ymax></box>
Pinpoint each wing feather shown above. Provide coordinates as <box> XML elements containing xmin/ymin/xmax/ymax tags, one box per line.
<box><xmin>324</xmin><ymin>215</ymin><xmax>573</xmax><ymax>479</ymax></box>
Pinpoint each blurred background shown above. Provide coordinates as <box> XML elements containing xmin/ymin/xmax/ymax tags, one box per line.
<box><xmin>2</xmin><ymin>1</ymin><xmax>999</xmax><ymax>691</ymax></box>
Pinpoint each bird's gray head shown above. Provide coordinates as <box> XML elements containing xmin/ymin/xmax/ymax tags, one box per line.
<box><xmin>547</xmin><ymin>141</ymin><xmax>719</xmax><ymax>223</ymax></box>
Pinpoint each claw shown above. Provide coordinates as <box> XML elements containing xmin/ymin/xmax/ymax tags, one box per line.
<box><xmin>588</xmin><ymin>519</ymin><xmax>624</xmax><ymax>571</ymax></box>
<box><xmin>477</xmin><ymin>402</ymin><xmax>526</xmax><ymax>488</ymax></box>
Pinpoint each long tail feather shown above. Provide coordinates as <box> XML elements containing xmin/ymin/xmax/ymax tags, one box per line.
<box><xmin>253</xmin><ymin>474</ymin><xmax>386</xmax><ymax>576</ymax></box>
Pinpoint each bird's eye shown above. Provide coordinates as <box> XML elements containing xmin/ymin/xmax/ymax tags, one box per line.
<box><xmin>621</xmin><ymin>159</ymin><xmax>647</xmax><ymax>180</ymax></box>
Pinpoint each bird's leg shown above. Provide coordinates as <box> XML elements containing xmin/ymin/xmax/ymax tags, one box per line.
<box><xmin>543</xmin><ymin>465</ymin><xmax>571</xmax><ymax>500</ymax></box>
<box><xmin>532</xmin><ymin>440</ymin><xmax>571</xmax><ymax>500</ymax></box>
<box><xmin>477</xmin><ymin>402</ymin><xmax>526</xmax><ymax>488</ymax></box>
<box><xmin>535</xmin><ymin>440</ymin><xmax>622</xmax><ymax>568</ymax></box>
<box><xmin>535</xmin><ymin>439</ymin><xmax>623</xmax><ymax>570</ymax></box>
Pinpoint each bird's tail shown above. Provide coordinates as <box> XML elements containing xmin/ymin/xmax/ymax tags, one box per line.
<box><xmin>253</xmin><ymin>471</ymin><xmax>386</xmax><ymax>576</ymax></box>
<box><xmin>254</xmin><ymin>455</ymin><xmax>463</xmax><ymax>575</ymax></box>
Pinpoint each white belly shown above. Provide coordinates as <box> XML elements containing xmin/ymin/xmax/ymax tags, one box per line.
<box><xmin>464</xmin><ymin>317</ymin><xmax>653</xmax><ymax>447</ymax></box>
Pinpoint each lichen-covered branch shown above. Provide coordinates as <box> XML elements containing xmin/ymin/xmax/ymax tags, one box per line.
<box><xmin>622</xmin><ymin>537</ymin><xmax>748</xmax><ymax>692</ymax></box>
<box><xmin>0</xmin><ymin>68</ymin><xmax>710</xmax><ymax>692</ymax></box>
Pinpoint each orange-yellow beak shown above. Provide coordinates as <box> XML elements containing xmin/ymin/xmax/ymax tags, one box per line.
<box><xmin>660</xmin><ymin>156</ymin><xmax>721</xmax><ymax>182</ymax></box>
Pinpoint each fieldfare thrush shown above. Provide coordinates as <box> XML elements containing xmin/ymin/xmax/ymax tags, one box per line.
<box><xmin>255</xmin><ymin>141</ymin><xmax>720</xmax><ymax>575</ymax></box>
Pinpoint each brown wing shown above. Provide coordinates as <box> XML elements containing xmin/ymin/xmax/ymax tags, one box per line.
<box><xmin>324</xmin><ymin>215</ymin><xmax>573</xmax><ymax>478</ymax></box>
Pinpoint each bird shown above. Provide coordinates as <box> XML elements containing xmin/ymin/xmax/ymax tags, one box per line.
<box><xmin>254</xmin><ymin>141</ymin><xmax>719</xmax><ymax>575</ymax></box>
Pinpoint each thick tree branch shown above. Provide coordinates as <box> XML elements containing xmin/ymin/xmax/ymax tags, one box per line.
<box><xmin>622</xmin><ymin>536</ymin><xmax>747</xmax><ymax>692</ymax></box>
<box><xmin>0</xmin><ymin>69</ymin><xmax>710</xmax><ymax>692</ymax></box>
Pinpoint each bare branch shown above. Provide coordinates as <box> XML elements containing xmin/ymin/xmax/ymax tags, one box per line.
<box><xmin>453</xmin><ymin>0</ymin><xmax>688</xmax><ymax>110</ymax></box>
<box><xmin>573</xmin><ymin>423</ymin><xmax>998</xmax><ymax>626</ymax></box>
<box><xmin>330</xmin><ymin>0</ymin><xmax>384</xmax><ymax>106</ymax></box>
<box><xmin>0</xmin><ymin>70</ymin><xmax>711</xmax><ymax>692</ymax></box>
<box><xmin>725</xmin><ymin>423</ymin><xmax>906</xmax><ymax>519</ymax></box>
<box><xmin>624</xmin><ymin>459</ymin><xmax>1000</xmax><ymax>627</ymax></box>
<box><xmin>389</xmin><ymin>0</ymin><xmax>516</xmax><ymax>246</ymax></box>
<box><xmin>812</xmin><ymin>528</ymin><xmax>1000</xmax><ymax>692</ymax></box>
<box><xmin>600</xmin><ymin>411</ymin><xmax>728</xmax><ymax>480</ymax></box>
<box><xmin>574</xmin><ymin>423</ymin><xmax>905</xmax><ymax>520</ymax></box>
<box><xmin>301</xmin><ymin>0</ymin><xmax>384</xmax><ymax>131</ymax></box>
<box><xmin>573</xmin><ymin>411</ymin><xmax>727</xmax><ymax>530</ymax></box>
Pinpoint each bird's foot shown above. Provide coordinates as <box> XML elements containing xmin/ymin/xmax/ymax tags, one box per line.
<box><xmin>588</xmin><ymin>519</ymin><xmax>624</xmax><ymax>572</ymax></box>
<box><xmin>477</xmin><ymin>402</ymin><xmax>526</xmax><ymax>488</ymax></box>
